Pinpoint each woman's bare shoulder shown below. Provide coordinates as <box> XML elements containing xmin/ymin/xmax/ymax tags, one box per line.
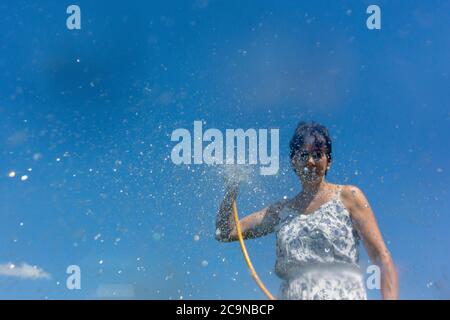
<box><xmin>339</xmin><ymin>184</ymin><xmax>370</xmax><ymax>214</ymax></box>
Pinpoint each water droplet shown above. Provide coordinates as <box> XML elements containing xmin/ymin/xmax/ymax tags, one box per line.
<box><xmin>201</xmin><ymin>260</ymin><xmax>208</xmax><ymax>267</ymax></box>
<box><xmin>8</xmin><ymin>171</ymin><xmax>16</xmax><ymax>178</ymax></box>
<box><xmin>164</xmin><ymin>273</ymin><xmax>173</xmax><ymax>280</ymax></box>
<box><xmin>99</xmin><ymin>260</ymin><xmax>104</xmax><ymax>265</ymax></box>
<box><xmin>152</xmin><ymin>232</ymin><xmax>161</xmax><ymax>241</ymax></box>
<box><xmin>33</xmin><ymin>153</ymin><xmax>42</xmax><ymax>161</ymax></box>
<box><xmin>193</xmin><ymin>234</ymin><xmax>200</xmax><ymax>241</ymax></box>
<box><xmin>20</xmin><ymin>175</ymin><xmax>28</xmax><ymax>181</ymax></box>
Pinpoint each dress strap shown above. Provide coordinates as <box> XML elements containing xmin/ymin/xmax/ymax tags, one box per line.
<box><xmin>336</xmin><ymin>185</ymin><xmax>343</xmax><ymax>202</ymax></box>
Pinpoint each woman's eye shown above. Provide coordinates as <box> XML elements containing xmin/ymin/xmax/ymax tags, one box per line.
<box><xmin>300</xmin><ymin>153</ymin><xmax>309</xmax><ymax>161</ymax></box>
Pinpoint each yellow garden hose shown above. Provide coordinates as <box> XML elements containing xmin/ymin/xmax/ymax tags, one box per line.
<box><xmin>231</xmin><ymin>200</ymin><xmax>276</xmax><ymax>300</ymax></box>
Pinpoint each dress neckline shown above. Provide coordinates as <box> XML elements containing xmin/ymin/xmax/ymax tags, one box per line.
<box><xmin>286</xmin><ymin>186</ymin><xmax>343</xmax><ymax>216</ymax></box>
<box><xmin>303</xmin><ymin>198</ymin><xmax>336</xmax><ymax>216</ymax></box>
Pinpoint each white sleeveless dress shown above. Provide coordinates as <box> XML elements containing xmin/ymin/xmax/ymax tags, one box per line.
<box><xmin>274</xmin><ymin>186</ymin><xmax>367</xmax><ymax>300</ymax></box>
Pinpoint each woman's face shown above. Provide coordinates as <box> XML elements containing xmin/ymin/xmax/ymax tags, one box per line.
<box><xmin>291</xmin><ymin>142</ymin><xmax>330</xmax><ymax>183</ymax></box>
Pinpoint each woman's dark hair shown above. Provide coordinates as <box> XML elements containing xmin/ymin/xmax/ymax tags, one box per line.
<box><xmin>289</xmin><ymin>121</ymin><xmax>332</xmax><ymax>175</ymax></box>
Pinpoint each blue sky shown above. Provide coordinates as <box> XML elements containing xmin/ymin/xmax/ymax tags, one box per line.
<box><xmin>0</xmin><ymin>0</ymin><xmax>449</xmax><ymax>299</ymax></box>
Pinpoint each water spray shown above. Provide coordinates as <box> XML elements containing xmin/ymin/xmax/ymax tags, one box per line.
<box><xmin>223</xmin><ymin>165</ymin><xmax>276</xmax><ymax>300</ymax></box>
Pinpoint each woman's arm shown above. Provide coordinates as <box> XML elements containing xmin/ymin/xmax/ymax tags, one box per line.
<box><xmin>341</xmin><ymin>185</ymin><xmax>399</xmax><ymax>300</ymax></box>
<box><xmin>215</xmin><ymin>184</ymin><xmax>280</xmax><ymax>242</ymax></box>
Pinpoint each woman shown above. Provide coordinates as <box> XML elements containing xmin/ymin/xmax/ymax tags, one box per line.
<box><xmin>215</xmin><ymin>122</ymin><xmax>398</xmax><ymax>300</ymax></box>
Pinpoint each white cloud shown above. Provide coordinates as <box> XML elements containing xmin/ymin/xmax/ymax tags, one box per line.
<box><xmin>0</xmin><ymin>262</ymin><xmax>51</xmax><ymax>280</ymax></box>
